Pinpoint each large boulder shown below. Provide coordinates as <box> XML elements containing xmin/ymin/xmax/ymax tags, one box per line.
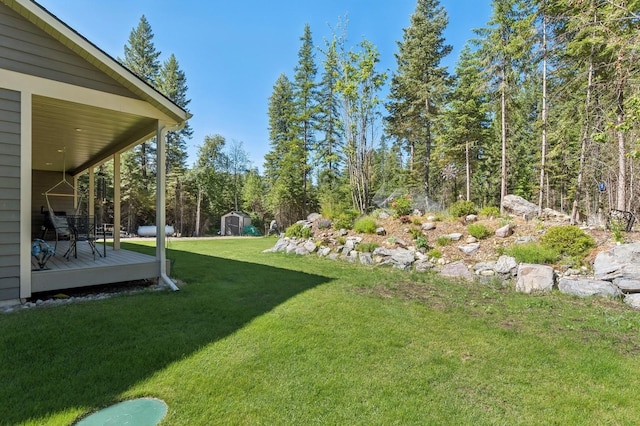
<box><xmin>624</xmin><ymin>294</ymin><xmax>640</xmax><ymax>309</ymax></box>
<box><xmin>516</xmin><ymin>263</ymin><xmax>555</xmax><ymax>293</ymax></box>
<box><xmin>613</xmin><ymin>278</ymin><xmax>640</xmax><ymax>293</ymax></box>
<box><xmin>593</xmin><ymin>243</ymin><xmax>640</xmax><ymax>281</ymax></box>
<box><xmin>558</xmin><ymin>278</ymin><xmax>619</xmax><ymax>298</ymax></box>
<box><xmin>502</xmin><ymin>194</ymin><xmax>538</xmax><ymax>220</ymax></box>
<box><xmin>495</xmin><ymin>255</ymin><xmax>518</xmax><ymax>275</ymax></box>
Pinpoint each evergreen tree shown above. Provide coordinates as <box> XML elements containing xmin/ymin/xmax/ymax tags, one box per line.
<box><xmin>157</xmin><ymin>54</ymin><xmax>192</xmax><ymax>174</ymax></box>
<box><xmin>119</xmin><ymin>15</ymin><xmax>162</xmax><ymax>194</ymax></box>
<box><xmin>316</xmin><ymin>37</ymin><xmax>345</xmax><ymax>216</ymax></box>
<box><xmin>439</xmin><ymin>45</ymin><xmax>490</xmax><ymax>204</ymax></box>
<box><xmin>386</xmin><ymin>0</ymin><xmax>452</xmax><ymax>194</ymax></box>
<box><xmin>316</xmin><ymin>38</ymin><xmax>343</xmax><ymax>193</ymax></box>
<box><xmin>474</xmin><ymin>0</ymin><xmax>537</xmax><ymax>212</ymax></box>
<box><xmin>264</xmin><ymin>74</ymin><xmax>306</xmax><ymax>226</ymax></box>
<box><xmin>292</xmin><ymin>24</ymin><xmax>320</xmax><ymax>213</ymax></box>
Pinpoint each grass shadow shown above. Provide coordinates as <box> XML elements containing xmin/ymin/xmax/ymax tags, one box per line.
<box><xmin>0</xmin><ymin>245</ymin><xmax>331</xmax><ymax>424</ymax></box>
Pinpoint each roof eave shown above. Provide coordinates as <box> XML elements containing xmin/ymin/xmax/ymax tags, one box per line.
<box><xmin>5</xmin><ymin>0</ymin><xmax>190</xmax><ymax>124</ymax></box>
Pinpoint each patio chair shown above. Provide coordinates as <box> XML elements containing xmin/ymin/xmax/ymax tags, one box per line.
<box><xmin>48</xmin><ymin>212</ymin><xmax>73</xmax><ymax>253</ymax></box>
<box><xmin>67</xmin><ymin>215</ymin><xmax>102</xmax><ymax>260</ymax></box>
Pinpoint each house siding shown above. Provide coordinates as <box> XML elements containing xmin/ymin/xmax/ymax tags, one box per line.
<box><xmin>0</xmin><ymin>3</ymin><xmax>138</xmax><ymax>99</ymax></box>
<box><xmin>0</xmin><ymin>88</ymin><xmax>21</xmax><ymax>300</ymax></box>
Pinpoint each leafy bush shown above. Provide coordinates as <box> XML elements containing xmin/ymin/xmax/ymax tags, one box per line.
<box><xmin>540</xmin><ymin>225</ymin><xmax>596</xmax><ymax>257</ymax></box>
<box><xmin>359</xmin><ymin>242</ymin><xmax>379</xmax><ymax>253</ymax></box>
<box><xmin>479</xmin><ymin>206</ymin><xmax>500</xmax><ymax>218</ymax></box>
<box><xmin>353</xmin><ymin>217</ymin><xmax>378</xmax><ymax>234</ymax></box>
<box><xmin>412</xmin><ymin>218</ymin><xmax>422</xmax><ymax>226</ymax></box>
<box><xmin>449</xmin><ymin>200</ymin><xmax>477</xmax><ymax>218</ymax></box>
<box><xmin>285</xmin><ymin>223</ymin><xmax>310</xmax><ymax>238</ymax></box>
<box><xmin>467</xmin><ymin>223</ymin><xmax>492</xmax><ymax>240</ymax></box>
<box><xmin>301</xmin><ymin>227</ymin><xmax>312</xmax><ymax>239</ymax></box>
<box><xmin>505</xmin><ymin>243</ymin><xmax>559</xmax><ymax>264</ymax></box>
<box><xmin>391</xmin><ymin>194</ymin><xmax>413</xmax><ymax>217</ymax></box>
<box><xmin>333</xmin><ymin>209</ymin><xmax>359</xmax><ymax>230</ymax></box>
<box><xmin>415</xmin><ymin>236</ymin><xmax>429</xmax><ymax>251</ymax></box>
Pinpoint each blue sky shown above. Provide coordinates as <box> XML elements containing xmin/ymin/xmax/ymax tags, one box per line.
<box><xmin>37</xmin><ymin>0</ymin><xmax>492</xmax><ymax>171</ymax></box>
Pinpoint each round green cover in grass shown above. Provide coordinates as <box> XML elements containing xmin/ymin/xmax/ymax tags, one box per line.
<box><xmin>76</xmin><ymin>398</ymin><xmax>167</xmax><ymax>425</ymax></box>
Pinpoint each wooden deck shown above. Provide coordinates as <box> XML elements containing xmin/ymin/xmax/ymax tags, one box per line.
<box><xmin>31</xmin><ymin>240</ymin><xmax>161</xmax><ymax>293</ymax></box>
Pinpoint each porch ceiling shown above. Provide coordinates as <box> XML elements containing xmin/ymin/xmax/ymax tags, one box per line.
<box><xmin>32</xmin><ymin>95</ymin><xmax>158</xmax><ymax>175</ymax></box>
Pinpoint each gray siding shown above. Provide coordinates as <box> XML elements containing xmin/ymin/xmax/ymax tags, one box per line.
<box><xmin>0</xmin><ymin>88</ymin><xmax>20</xmax><ymax>300</ymax></box>
<box><xmin>0</xmin><ymin>3</ymin><xmax>138</xmax><ymax>99</ymax></box>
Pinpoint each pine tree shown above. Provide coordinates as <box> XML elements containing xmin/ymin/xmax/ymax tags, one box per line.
<box><xmin>119</xmin><ymin>15</ymin><xmax>162</xmax><ymax>193</ymax></box>
<box><xmin>316</xmin><ymin>38</ymin><xmax>343</xmax><ymax>192</ymax></box>
<box><xmin>386</xmin><ymin>0</ymin><xmax>452</xmax><ymax>194</ymax></box>
<box><xmin>292</xmin><ymin>24</ymin><xmax>319</xmax><ymax>213</ymax></box>
<box><xmin>439</xmin><ymin>45</ymin><xmax>490</xmax><ymax>204</ymax></box>
<box><xmin>157</xmin><ymin>54</ymin><xmax>192</xmax><ymax>174</ymax></box>
<box><xmin>264</xmin><ymin>74</ymin><xmax>306</xmax><ymax>226</ymax></box>
<box><xmin>474</xmin><ymin>0</ymin><xmax>537</xmax><ymax>212</ymax></box>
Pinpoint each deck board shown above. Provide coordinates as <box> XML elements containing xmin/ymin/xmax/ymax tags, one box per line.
<box><xmin>31</xmin><ymin>241</ymin><xmax>162</xmax><ymax>294</ymax></box>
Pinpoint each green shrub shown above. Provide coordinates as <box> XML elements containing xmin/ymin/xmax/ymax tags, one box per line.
<box><xmin>353</xmin><ymin>217</ymin><xmax>378</xmax><ymax>234</ymax></box>
<box><xmin>409</xmin><ymin>228</ymin><xmax>422</xmax><ymax>240</ymax></box>
<box><xmin>436</xmin><ymin>236</ymin><xmax>451</xmax><ymax>247</ymax></box>
<box><xmin>300</xmin><ymin>226</ymin><xmax>312</xmax><ymax>239</ymax></box>
<box><xmin>479</xmin><ymin>206</ymin><xmax>500</xmax><ymax>218</ymax></box>
<box><xmin>333</xmin><ymin>209</ymin><xmax>359</xmax><ymax>230</ymax></box>
<box><xmin>285</xmin><ymin>223</ymin><xmax>309</xmax><ymax>238</ymax></box>
<box><xmin>391</xmin><ymin>194</ymin><xmax>413</xmax><ymax>217</ymax></box>
<box><xmin>505</xmin><ymin>243</ymin><xmax>559</xmax><ymax>264</ymax></box>
<box><xmin>540</xmin><ymin>225</ymin><xmax>596</xmax><ymax>257</ymax></box>
<box><xmin>359</xmin><ymin>242</ymin><xmax>379</xmax><ymax>253</ymax></box>
<box><xmin>415</xmin><ymin>236</ymin><xmax>429</xmax><ymax>251</ymax></box>
<box><xmin>427</xmin><ymin>248</ymin><xmax>442</xmax><ymax>259</ymax></box>
<box><xmin>467</xmin><ymin>223</ymin><xmax>492</xmax><ymax>240</ymax></box>
<box><xmin>412</xmin><ymin>218</ymin><xmax>422</xmax><ymax>226</ymax></box>
<box><xmin>449</xmin><ymin>200</ymin><xmax>477</xmax><ymax>218</ymax></box>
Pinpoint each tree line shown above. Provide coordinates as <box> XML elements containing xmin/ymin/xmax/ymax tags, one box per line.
<box><xmin>96</xmin><ymin>0</ymin><xmax>640</xmax><ymax>236</ymax></box>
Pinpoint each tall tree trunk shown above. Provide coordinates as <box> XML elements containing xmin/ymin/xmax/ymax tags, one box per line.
<box><xmin>571</xmin><ymin>50</ymin><xmax>595</xmax><ymax>224</ymax></box>
<box><xmin>538</xmin><ymin>9</ymin><xmax>548</xmax><ymax>216</ymax></box>
<box><xmin>465</xmin><ymin>140</ymin><xmax>471</xmax><ymax>201</ymax></box>
<box><xmin>195</xmin><ymin>187</ymin><xmax>202</xmax><ymax>237</ymax></box>
<box><xmin>500</xmin><ymin>68</ymin><xmax>507</xmax><ymax>213</ymax></box>
<box><xmin>615</xmin><ymin>52</ymin><xmax>626</xmax><ymax>211</ymax></box>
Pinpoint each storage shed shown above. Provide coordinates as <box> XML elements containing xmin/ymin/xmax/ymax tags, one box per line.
<box><xmin>221</xmin><ymin>211</ymin><xmax>251</xmax><ymax>236</ymax></box>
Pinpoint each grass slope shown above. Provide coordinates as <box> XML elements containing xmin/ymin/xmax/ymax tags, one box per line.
<box><xmin>1</xmin><ymin>238</ymin><xmax>639</xmax><ymax>425</ymax></box>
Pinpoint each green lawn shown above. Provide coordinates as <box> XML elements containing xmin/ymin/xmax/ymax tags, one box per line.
<box><xmin>2</xmin><ymin>238</ymin><xmax>640</xmax><ymax>425</ymax></box>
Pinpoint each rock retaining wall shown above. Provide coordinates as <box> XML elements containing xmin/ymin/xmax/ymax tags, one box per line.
<box><xmin>265</xmin><ymin>238</ymin><xmax>640</xmax><ymax>309</ymax></box>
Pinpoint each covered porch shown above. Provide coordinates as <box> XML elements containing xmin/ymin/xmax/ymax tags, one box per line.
<box><xmin>30</xmin><ymin>241</ymin><xmax>165</xmax><ymax>294</ymax></box>
<box><xmin>0</xmin><ymin>0</ymin><xmax>190</xmax><ymax>301</ymax></box>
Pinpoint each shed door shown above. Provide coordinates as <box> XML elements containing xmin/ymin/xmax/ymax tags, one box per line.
<box><xmin>225</xmin><ymin>216</ymin><xmax>240</xmax><ymax>235</ymax></box>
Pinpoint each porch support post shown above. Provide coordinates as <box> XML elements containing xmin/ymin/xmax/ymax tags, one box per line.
<box><xmin>156</xmin><ymin>122</ymin><xmax>178</xmax><ymax>291</ymax></box>
<box><xmin>19</xmin><ymin>91</ymin><xmax>32</xmax><ymax>299</ymax></box>
<box><xmin>113</xmin><ymin>153</ymin><xmax>121</xmax><ymax>250</ymax></box>
<box><xmin>88</xmin><ymin>168</ymin><xmax>95</xmax><ymax>216</ymax></box>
